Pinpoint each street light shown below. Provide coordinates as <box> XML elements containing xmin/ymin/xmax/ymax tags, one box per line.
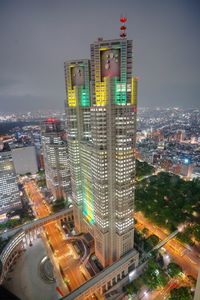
<box><xmin>144</xmin><ymin>290</ymin><xmax>149</xmax><ymax>298</ymax></box>
<box><xmin>155</xmin><ymin>269</ymin><xmax>159</xmax><ymax>275</ymax></box>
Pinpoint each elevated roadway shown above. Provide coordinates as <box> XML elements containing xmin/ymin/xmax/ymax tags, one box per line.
<box><xmin>0</xmin><ymin>208</ymin><xmax>73</xmax><ymax>240</ymax></box>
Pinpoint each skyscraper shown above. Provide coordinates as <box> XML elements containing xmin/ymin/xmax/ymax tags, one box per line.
<box><xmin>65</xmin><ymin>36</ymin><xmax>137</xmax><ymax>267</ymax></box>
<box><xmin>41</xmin><ymin>118</ymin><xmax>71</xmax><ymax>202</ymax></box>
<box><xmin>0</xmin><ymin>142</ymin><xmax>22</xmax><ymax>220</ymax></box>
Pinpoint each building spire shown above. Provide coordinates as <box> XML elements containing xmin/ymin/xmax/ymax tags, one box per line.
<box><xmin>120</xmin><ymin>15</ymin><xmax>127</xmax><ymax>39</ymax></box>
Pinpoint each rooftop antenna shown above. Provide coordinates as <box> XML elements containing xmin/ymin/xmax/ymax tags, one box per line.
<box><xmin>120</xmin><ymin>15</ymin><xmax>127</xmax><ymax>39</ymax></box>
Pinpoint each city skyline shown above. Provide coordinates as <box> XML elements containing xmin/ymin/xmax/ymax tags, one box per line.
<box><xmin>0</xmin><ymin>0</ymin><xmax>200</xmax><ymax>112</ymax></box>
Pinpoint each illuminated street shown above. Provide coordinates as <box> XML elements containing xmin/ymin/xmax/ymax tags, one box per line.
<box><xmin>135</xmin><ymin>211</ymin><xmax>200</xmax><ymax>279</ymax></box>
<box><xmin>24</xmin><ymin>181</ymin><xmax>88</xmax><ymax>294</ymax></box>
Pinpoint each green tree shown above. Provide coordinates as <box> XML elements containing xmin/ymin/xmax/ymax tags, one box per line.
<box><xmin>177</xmin><ymin>232</ymin><xmax>192</xmax><ymax>245</ymax></box>
<box><xmin>142</xmin><ymin>259</ymin><xmax>168</xmax><ymax>290</ymax></box>
<box><xmin>125</xmin><ymin>277</ymin><xmax>143</xmax><ymax>296</ymax></box>
<box><xmin>136</xmin><ymin>160</ymin><xmax>155</xmax><ymax>179</ymax></box>
<box><xmin>167</xmin><ymin>263</ymin><xmax>182</xmax><ymax>278</ymax></box>
<box><xmin>169</xmin><ymin>287</ymin><xmax>193</xmax><ymax>300</ymax></box>
<box><xmin>144</xmin><ymin>235</ymin><xmax>159</xmax><ymax>251</ymax></box>
<box><xmin>126</xmin><ymin>282</ymin><xmax>138</xmax><ymax>295</ymax></box>
<box><xmin>52</xmin><ymin>197</ymin><xmax>67</xmax><ymax>212</ymax></box>
<box><xmin>142</xmin><ymin>227</ymin><xmax>149</xmax><ymax>236</ymax></box>
<box><xmin>193</xmin><ymin>224</ymin><xmax>200</xmax><ymax>241</ymax></box>
<box><xmin>135</xmin><ymin>172</ymin><xmax>200</xmax><ymax>232</ymax></box>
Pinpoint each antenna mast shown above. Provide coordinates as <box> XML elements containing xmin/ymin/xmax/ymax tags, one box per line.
<box><xmin>120</xmin><ymin>15</ymin><xmax>127</xmax><ymax>39</ymax></box>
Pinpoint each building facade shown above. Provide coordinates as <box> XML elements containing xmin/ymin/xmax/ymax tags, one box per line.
<box><xmin>0</xmin><ymin>143</ymin><xmax>22</xmax><ymax>219</ymax></box>
<box><xmin>194</xmin><ymin>268</ymin><xmax>200</xmax><ymax>300</ymax></box>
<box><xmin>65</xmin><ymin>37</ymin><xmax>138</xmax><ymax>267</ymax></box>
<box><xmin>41</xmin><ymin>119</ymin><xmax>71</xmax><ymax>201</ymax></box>
<box><xmin>11</xmin><ymin>146</ymin><xmax>38</xmax><ymax>175</ymax></box>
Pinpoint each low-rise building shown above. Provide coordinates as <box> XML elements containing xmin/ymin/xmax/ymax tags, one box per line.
<box><xmin>11</xmin><ymin>146</ymin><xmax>38</xmax><ymax>175</ymax></box>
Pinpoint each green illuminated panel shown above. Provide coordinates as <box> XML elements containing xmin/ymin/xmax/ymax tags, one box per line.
<box><xmin>82</xmin><ymin>178</ymin><xmax>94</xmax><ymax>224</ymax></box>
<box><xmin>80</xmin><ymin>87</ymin><xmax>90</xmax><ymax>107</ymax></box>
<box><xmin>114</xmin><ymin>80</ymin><xmax>127</xmax><ymax>104</ymax></box>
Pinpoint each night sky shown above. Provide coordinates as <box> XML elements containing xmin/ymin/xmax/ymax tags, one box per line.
<box><xmin>0</xmin><ymin>0</ymin><xmax>199</xmax><ymax>112</ymax></box>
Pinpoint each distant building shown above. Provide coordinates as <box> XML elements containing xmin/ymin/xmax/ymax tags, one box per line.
<box><xmin>41</xmin><ymin>118</ymin><xmax>71</xmax><ymax>201</ymax></box>
<box><xmin>157</xmin><ymin>141</ymin><xmax>165</xmax><ymax>150</ymax></box>
<box><xmin>0</xmin><ymin>143</ymin><xmax>21</xmax><ymax>220</ymax></box>
<box><xmin>172</xmin><ymin>163</ymin><xmax>181</xmax><ymax>175</ymax></box>
<box><xmin>37</xmin><ymin>151</ymin><xmax>45</xmax><ymax>170</ymax></box>
<box><xmin>191</xmin><ymin>167</ymin><xmax>200</xmax><ymax>179</ymax></box>
<box><xmin>180</xmin><ymin>163</ymin><xmax>193</xmax><ymax>178</ymax></box>
<box><xmin>152</xmin><ymin>153</ymin><xmax>161</xmax><ymax>164</ymax></box>
<box><xmin>176</xmin><ymin>130</ymin><xmax>185</xmax><ymax>142</ymax></box>
<box><xmin>191</xmin><ymin>136</ymin><xmax>197</xmax><ymax>144</ymax></box>
<box><xmin>160</xmin><ymin>159</ymin><xmax>173</xmax><ymax>171</ymax></box>
<box><xmin>11</xmin><ymin>146</ymin><xmax>38</xmax><ymax>175</ymax></box>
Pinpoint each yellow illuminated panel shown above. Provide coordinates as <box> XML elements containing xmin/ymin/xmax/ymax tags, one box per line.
<box><xmin>68</xmin><ymin>88</ymin><xmax>76</xmax><ymax>107</ymax></box>
<box><xmin>131</xmin><ymin>78</ymin><xmax>138</xmax><ymax>105</ymax></box>
<box><xmin>116</xmin><ymin>150</ymin><xmax>133</xmax><ymax>157</ymax></box>
<box><xmin>100</xmin><ymin>47</ymin><xmax>110</xmax><ymax>51</ymax></box>
<box><xmin>95</xmin><ymin>81</ymin><xmax>107</xmax><ymax>106</ymax></box>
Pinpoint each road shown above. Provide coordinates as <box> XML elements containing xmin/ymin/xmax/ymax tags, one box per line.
<box><xmin>147</xmin><ymin>275</ymin><xmax>191</xmax><ymax>300</ymax></box>
<box><xmin>134</xmin><ymin>211</ymin><xmax>200</xmax><ymax>279</ymax></box>
<box><xmin>24</xmin><ymin>181</ymin><xmax>88</xmax><ymax>294</ymax></box>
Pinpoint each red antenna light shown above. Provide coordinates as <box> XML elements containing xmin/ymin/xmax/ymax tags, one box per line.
<box><xmin>120</xmin><ymin>25</ymin><xmax>126</xmax><ymax>31</ymax></box>
<box><xmin>120</xmin><ymin>32</ymin><xmax>126</xmax><ymax>38</ymax></box>
<box><xmin>120</xmin><ymin>17</ymin><xmax>127</xmax><ymax>23</ymax></box>
<box><xmin>120</xmin><ymin>15</ymin><xmax>127</xmax><ymax>39</ymax></box>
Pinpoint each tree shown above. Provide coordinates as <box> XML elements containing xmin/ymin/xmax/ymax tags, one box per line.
<box><xmin>144</xmin><ymin>235</ymin><xmax>159</xmax><ymax>251</ymax></box>
<box><xmin>52</xmin><ymin>197</ymin><xmax>67</xmax><ymax>212</ymax></box>
<box><xmin>142</xmin><ymin>227</ymin><xmax>149</xmax><ymax>236</ymax></box>
<box><xmin>167</xmin><ymin>263</ymin><xmax>182</xmax><ymax>278</ymax></box>
<box><xmin>37</xmin><ymin>177</ymin><xmax>46</xmax><ymax>187</ymax></box>
<box><xmin>142</xmin><ymin>259</ymin><xmax>168</xmax><ymax>290</ymax></box>
<box><xmin>193</xmin><ymin>224</ymin><xmax>200</xmax><ymax>242</ymax></box>
<box><xmin>169</xmin><ymin>287</ymin><xmax>193</xmax><ymax>300</ymax></box>
<box><xmin>177</xmin><ymin>232</ymin><xmax>192</xmax><ymax>245</ymax></box>
<box><xmin>135</xmin><ymin>173</ymin><xmax>200</xmax><ymax>232</ymax></box>
<box><xmin>126</xmin><ymin>282</ymin><xmax>139</xmax><ymax>295</ymax></box>
<box><xmin>136</xmin><ymin>160</ymin><xmax>155</xmax><ymax>179</ymax></box>
<box><xmin>125</xmin><ymin>277</ymin><xmax>144</xmax><ymax>296</ymax></box>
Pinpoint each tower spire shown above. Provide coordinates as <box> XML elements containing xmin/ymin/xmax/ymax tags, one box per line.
<box><xmin>120</xmin><ymin>15</ymin><xmax>127</xmax><ymax>38</ymax></box>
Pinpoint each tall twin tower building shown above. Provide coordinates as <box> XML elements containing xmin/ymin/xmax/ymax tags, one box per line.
<box><xmin>64</xmin><ymin>36</ymin><xmax>138</xmax><ymax>268</ymax></box>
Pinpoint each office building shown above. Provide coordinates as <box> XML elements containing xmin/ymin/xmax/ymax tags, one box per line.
<box><xmin>0</xmin><ymin>143</ymin><xmax>22</xmax><ymax>219</ymax></box>
<box><xmin>41</xmin><ymin>118</ymin><xmax>71</xmax><ymax>201</ymax></box>
<box><xmin>64</xmin><ymin>35</ymin><xmax>138</xmax><ymax>267</ymax></box>
<box><xmin>11</xmin><ymin>146</ymin><xmax>38</xmax><ymax>175</ymax></box>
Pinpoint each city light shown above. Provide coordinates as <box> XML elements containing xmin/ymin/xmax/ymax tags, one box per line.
<box><xmin>144</xmin><ymin>290</ymin><xmax>149</xmax><ymax>297</ymax></box>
